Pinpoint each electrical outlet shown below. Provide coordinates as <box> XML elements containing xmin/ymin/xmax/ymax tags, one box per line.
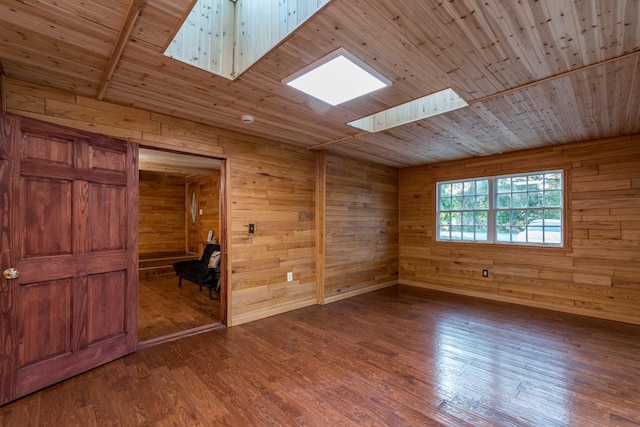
<box><xmin>248</xmin><ymin>223</ymin><xmax>255</xmax><ymax>234</ymax></box>
<box><xmin>482</xmin><ymin>269</ymin><xmax>489</xmax><ymax>277</ymax></box>
<box><xmin>287</xmin><ymin>272</ymin><xmax>293</xmax><ymax>282</ymax></box>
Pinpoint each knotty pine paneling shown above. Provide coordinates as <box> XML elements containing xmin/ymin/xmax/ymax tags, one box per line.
<box><xmin>323</xmin><ymin>154</ymin><xmax>399</xmax><ymax>302</ymax></box>
<box><xmin>399</xmin><ymin>134</ymin><xmax>640</xmax><ymax>325</ymax></box>
<box><xmin>5</xmin><ymin>77</ymin><xmax>317</xmax><ymax>326</ymax></box>
<box><xmin>139</xmin><ymin>171</ymin><xmax>185</xmax><ymax>255</ymax></box>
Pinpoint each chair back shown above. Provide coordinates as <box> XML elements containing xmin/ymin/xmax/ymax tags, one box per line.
<box><xmin>200</xmin><ymin>244</ymin><xmax>221</xmax><ymax>263</ymax></box>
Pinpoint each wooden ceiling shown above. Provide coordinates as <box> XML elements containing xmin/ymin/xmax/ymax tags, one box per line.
<box><xmin>0</xmin><ymin>0</ymin><xmax>638</xmax><ymax>167</ymax></box>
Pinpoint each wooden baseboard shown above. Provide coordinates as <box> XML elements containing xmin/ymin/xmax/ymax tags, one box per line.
<box><xmin>323</xmin><ymin>280</ymin><xmax>397</xmax><ymax>305</ymax></box>
<box><xmin>230</xmin><ymin>297</ymin><xmax>317</xmax><ymax>327</ymax></box>
<box><xmin>399</xmin><ymin>280</ymin><xmax>640</xmax><ymax>326</ymax></box>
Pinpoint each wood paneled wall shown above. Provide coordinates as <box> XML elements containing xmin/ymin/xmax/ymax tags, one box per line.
<box><xmin>322</xmin><ymin>154</ymin><xmax>399</xmax><ymax>302</ymax></box>
<box><xmin>139</xmin><ymin>171</ymin><xmax>186</xmax><ymax>255</ymax></box>
<box><xmin>4</xmin><ymin>77</ymin><xmax>317</xmax><ymax>326</ymax></box>
<box><xmin>400</xmin><ymin>134</ymin><xmax>640</xmax><ymax>325</ymax></box>
<box><xmin>187</xmin><ymin>173</ymin><xmax>221</xmax><ymax>246</ymax></box>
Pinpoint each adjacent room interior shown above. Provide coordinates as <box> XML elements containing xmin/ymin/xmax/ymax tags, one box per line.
<box><xmin>137</xmin><ymin>149</ymin><xmax>224</xmax><ymax>343</ymax></box>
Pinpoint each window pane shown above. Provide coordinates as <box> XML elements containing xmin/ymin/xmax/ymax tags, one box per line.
<box><xmin>439</xmin><ymin>196</ymin><xmax>450</xmax><ymax>210</ymax></box>
<box><xmin>477</xmin><ymin>180</ymin><xmax>489</xmax><ymax>194</ymax></box>
<box><xmin>512</xmin><ymin>193</ymin><xmax>527</xmax><ymax>208</ymax></box>
<box><xmin>528</xmin><ymin>192</ymin><xmax>543</xmax><ymax>207</ymax></box>
<box><xmin>497</xmin><ymin>178</ymin><xmax>511</xmax><ymax>193</ymax></box>
<box><xmin>544</xmin><ymin>191</ymin><xmax>561</xmax><ymax>207</ymax></box>
<box><xmin>544</xmin><ymin>173</ymin><xmax>562</xmax><ymax>190</ymax></box>
<box><xmin>440</xmin><ymin>183</ymin><xmax>452</xmax><ymax>197</ymax></box>
<box><xmin>464</xmin><ymin>181</ymin><xmax>475</xmax><ymax>194</ymax></box>
<box><xmin>497</xmin><ymin>194</ymin><xmax>510</xmax><ymax>208</ymax></box>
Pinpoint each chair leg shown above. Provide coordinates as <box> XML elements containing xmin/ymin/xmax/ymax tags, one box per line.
<box><xmin>178</xmin><ymin>277</ymin><xmax>182</xmax><ymax>288</ymax></box>
<box><xmin>208</xmin><ymin>287</ymin><xmax>213</xmax><ymax>300</ymax></box>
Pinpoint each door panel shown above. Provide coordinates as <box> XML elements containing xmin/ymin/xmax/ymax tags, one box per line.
<box><xmin>89</xmin><ymin>183</ymin><xmax>126</xmax><ymax>251</ymax></box>
<box><xmin>18</xmin><ymin>279</ymin><xmax>72</xmax><ymax>367</ymax></box>
<box><xmin>23</xmin><ymin>177</ymin><xmax>73</xmax><ymax>257</ymax></box>
<box><xmin>0</xmin><ymin>113</ymin><xmax>138</xmax><ymax>405</ymax></box>
<box><xmin>87</xmin><ymin>270</ymin><xmax>126</xmax><ymax>344</ymax></box>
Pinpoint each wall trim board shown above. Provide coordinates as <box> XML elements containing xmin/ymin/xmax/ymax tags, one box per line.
<box><xmin>323</xmin><ymin>280</ymin><xmax>398</xmax><ymax>305</ymax></box>
<box><xmin>399</xmin><ymin>280</ymin><xmax>640</xmax><ymax>326</ymax></box>
<box><xmin>231</xmin><ymin>297</ymin><xmax>317</xmax><ymax>327</ymax></box>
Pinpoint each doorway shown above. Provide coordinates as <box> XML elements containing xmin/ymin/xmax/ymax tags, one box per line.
<box><xmin>137</xmin><ymin>148</ymin><xmax>227</xmax><ymax>344</ymax></box>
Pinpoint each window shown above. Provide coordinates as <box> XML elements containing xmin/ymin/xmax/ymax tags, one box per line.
<box><xmin>437</xmin><ymin>170</ymin><xmax>563</xmax><ymax>245</ymax></box>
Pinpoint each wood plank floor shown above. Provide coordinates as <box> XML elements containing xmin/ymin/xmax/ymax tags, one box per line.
<box><xmin>2</xmin><ymin>285</ymin><xmax>640</xmax><ymax>425</ymax></box>
<box><xmin>138</xmin><ymin>274</ymin><xmax>220</xmax><ymax>342</ymax></box>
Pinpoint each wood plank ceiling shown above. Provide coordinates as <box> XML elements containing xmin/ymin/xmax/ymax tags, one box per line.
<box><xmin>0</xmin><ymin>0</ymin><xmax>638</xmax><ymax>167</ymax></box>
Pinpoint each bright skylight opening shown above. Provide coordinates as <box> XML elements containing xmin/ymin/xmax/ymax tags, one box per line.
<box><xmin>283</xmin><ymin>48</ymin><xmax>391</xmax><ymax>106</ymax></box>
<box><xmin>348</xmin><ymin>88</ymin><xmax>469</xmax><ymax>133</ymax></box>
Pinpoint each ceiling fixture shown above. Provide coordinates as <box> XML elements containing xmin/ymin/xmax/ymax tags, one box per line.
<box><xmin>348</xmin><ymin>88</ymin><xmax>469</xmax><ymax>132</ymax></box>
<box><xmin>241</xmin><ymin>114</ymin><xmax>255</xmax><ymax>124</ymax></box>
<box><xmin>283</xmin><ymin>47</ymin><xmax>391</xmax><ymax>106</ymax></box>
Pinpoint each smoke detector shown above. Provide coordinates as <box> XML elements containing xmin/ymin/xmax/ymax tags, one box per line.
<box><xmin>241</xmin><ymin>114</ymin><xmax>254</xmax><ymax>124</ymax></box>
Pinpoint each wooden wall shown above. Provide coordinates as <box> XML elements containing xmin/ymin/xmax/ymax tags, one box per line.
<box><xmin>4</xmin><ymin>77</ymin><xmax>317</xmax><ymax>326</ymax></box>
<box><xmin>187</xmin><ymin>172</ymin><xmax>221</xmax><ymax>246</ymax></box>
<box><xmin>322</xmin><ymin>154</ymin><xmax>399</xmax><ymax>302</ymax></box>
<box><xmin>139</xmin><ymin>171</ymin><xmax>186</xmax><ymax>255</ymax></box>
<box><xmin>400</xmin><ymin>135</ymin><xmax>640</xmax><ymax>325</ymax></box>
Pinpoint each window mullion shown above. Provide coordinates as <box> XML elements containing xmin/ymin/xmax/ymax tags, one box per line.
<box><xmin>488</xmin><ymin>177</ymin><xmax>495</xmax><ymax>243</ymax></box>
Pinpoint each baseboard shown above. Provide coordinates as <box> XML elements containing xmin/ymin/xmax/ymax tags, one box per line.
<box><xmin>323</xmin><ymin>280</ymin><xmax>397</xmax><ymax>305</ymax></box>
<box><xmin>230</xmin><ymin>297</ymin><xmax>317</xmax><ymax>327</ymax></box>
<box><xmin>399</xmin><ymin>279</ymin><xmax>640</xmax><ymax>326</ymax></box>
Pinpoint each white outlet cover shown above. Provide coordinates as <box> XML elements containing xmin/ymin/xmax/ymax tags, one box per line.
<box><xmin>287</xmin><ymin>272</ymin><xmax>293</xmax><ymax>282</ymax></box>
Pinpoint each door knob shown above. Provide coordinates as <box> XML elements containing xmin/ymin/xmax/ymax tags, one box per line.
<box><xmin>3</xmin><ymin>268</ymin><xmax>19</xmax><ymax>280</ymax></box>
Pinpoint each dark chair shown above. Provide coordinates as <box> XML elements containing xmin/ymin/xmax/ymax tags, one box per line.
<box><xmin>172</xmin><ymin>244</ymin><xmax>221</xmax><ymax>299</ymax></box>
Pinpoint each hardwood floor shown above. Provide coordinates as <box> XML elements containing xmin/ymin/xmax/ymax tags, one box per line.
<box><xmin>138</xmin><ymin>273</ymin><xmax>221</xmax><ymax>342</ymax></box>
<box><xmin>2</xmin><ymin>285</ymin><xmax>640</xmax><ymax>425</ymax></box>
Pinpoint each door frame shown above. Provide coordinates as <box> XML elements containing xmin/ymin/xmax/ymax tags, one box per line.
<box><xmin>137</xmin><ymin>146</ymin><xmax>229</xmax><ymax>331</ymax></box>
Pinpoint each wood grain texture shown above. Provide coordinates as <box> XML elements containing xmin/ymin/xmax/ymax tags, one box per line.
<box><xmin>138</xmin><ymin>171</ymin><xmax>186</xmax><ymax>255</ymax></box>
<box><xmin>323</xmin><ymin>153</ymin><xmax>399</xmax><ymax>302</ymax></box>
<box><xmin>5</xmin><ymin>79</ymin><xmax>318</xmax><ymax>326</ymax></box>
<box><xmin>400</xmin><ymin>134</ymin><xmax>640</xmax><ymax>324</ymax></box>
<box><xmin>186</xmin><ymin>172</ymin><xmax>221</xmax><ymax>247</ymax></box>
<box><xmin>1</xmin><ymin>114</ymin><xmax>138</xmax><ymax>404</ymax></box>
<box><xmin>2</xmin><ymin>286</ymin><xmax>640</xmax><ymax>424</ymax></box>
<box><xmin>138</xmin><ymin>274</ymin><xmax>220</xmax><ymax>342</ymax></box>
<box><xmin>0</xmin><ymin>0</ymin><xmax>638</xmax><ymax>167</ymax></box>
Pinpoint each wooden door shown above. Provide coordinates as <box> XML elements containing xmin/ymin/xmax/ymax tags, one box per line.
<box><xmin>0</xmin><ymin>113</ymin><xmax>138</xmax><ymax>405</ymax></box>
<box><xmin>187</xmin><ymin>181</ymin><xmax>200</xmax><ymax>253</ymax></box>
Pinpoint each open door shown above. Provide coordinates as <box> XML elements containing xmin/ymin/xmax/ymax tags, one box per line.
<box><xmin>0</xmin><ymin>114</ymin><xmax>138</xmax><ymax>405</ymax></box>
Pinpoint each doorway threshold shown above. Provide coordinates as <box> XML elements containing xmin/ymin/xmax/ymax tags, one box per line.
<box><xmin>137</xmin><ymin>322</ymin><xmax>225</xmax><ymax>349</ymax></box>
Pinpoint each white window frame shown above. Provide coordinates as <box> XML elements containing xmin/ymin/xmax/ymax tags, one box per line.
<box><xmin>436</xmin><ymin>170</ymin><xmax>564</xmax><ymax>246</ymax></box>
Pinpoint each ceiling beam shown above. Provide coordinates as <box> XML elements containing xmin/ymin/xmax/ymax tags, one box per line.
<box><xmin>96</xmin><ymin>0</ymin><xmax>145</xmax><ymax>101</ymax></box>
<box><xmin>309</xmin><ymin>49</ymin><xmax>640</xmax><ymax>150</ymax></box>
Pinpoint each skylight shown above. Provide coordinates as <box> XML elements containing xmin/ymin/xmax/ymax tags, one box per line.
<box><xmin>283</xmin><ymin>48</ymin><xmax>391</xmax><ymax>106</ymax></box>
<box><xmin>348</xmin><ymin>88</ymin><xmax>469</xmax><ymax>132</ymax></box>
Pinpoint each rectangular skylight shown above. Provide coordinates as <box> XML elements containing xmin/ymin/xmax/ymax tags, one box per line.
<box><xmin>283</xmin><ymin>48</ymin><xmax>391</xmax><ymax>106</ymax></box>
<box><xmin>348</xmin><ymin>88</ymin><xmax>469</xmax><ymax>132</ymax></box>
